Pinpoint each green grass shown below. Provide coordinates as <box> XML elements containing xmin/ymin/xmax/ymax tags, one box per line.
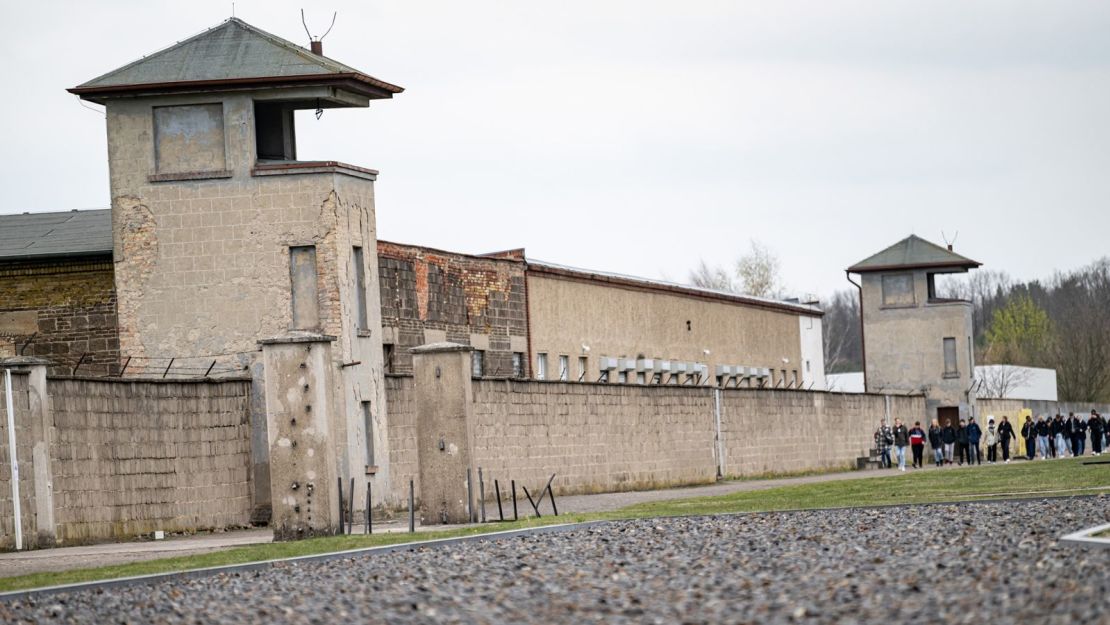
<box><xmin>2</xmin><ymin>457</ymin><xmax>1107</xmax><ymax>593</ymax></box>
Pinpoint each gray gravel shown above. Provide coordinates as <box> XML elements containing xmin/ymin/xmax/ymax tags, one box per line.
<box><xmin>3</xmin><ymin>498</ymin><xmax>1109</xmax><ymax>624</ymax></box>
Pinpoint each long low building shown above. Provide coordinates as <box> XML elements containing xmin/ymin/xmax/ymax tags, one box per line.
<box><xmin>2</xmin><ymin>211</ymin><xmax>826</xmax><ymax>389</ymax></box>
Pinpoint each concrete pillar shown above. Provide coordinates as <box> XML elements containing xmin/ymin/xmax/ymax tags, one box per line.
<box><xmin>412</xmin><ymin>342</ymin><xmax>474</xmax><ymax>525</ymax></box>
<box><xmin>1</xmin><ymin>356</ymin><xmax>54</xmax><ymax>547</ymax></box>
<box><xmin>259</xmin><ymin>333</ymin><xmax>341</xmax><ymax>540</ymax></box>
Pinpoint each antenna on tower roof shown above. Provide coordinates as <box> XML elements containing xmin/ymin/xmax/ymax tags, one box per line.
<box><xmin>301</xmin><ymin>9</ymin><xmax>337</xmax><ymax>42</ymax></box>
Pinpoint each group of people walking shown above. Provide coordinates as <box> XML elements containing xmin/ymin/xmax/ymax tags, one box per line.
<box><xmin>1018</xmin><ymin>411</ymin><xmax>1107</xmax><ymax>460</ymax></box>
<box><xmin>872</xmin><ymin>410</ymin><xmax>1106</xmax><ymax>471</ymax></box>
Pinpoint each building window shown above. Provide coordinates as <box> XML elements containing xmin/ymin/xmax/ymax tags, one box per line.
<box><xmin>792</xmin><ymin>370</ymin><xmax>799</xmax><ymax>388</ymax></box>
<box><xmin>943</xmin><ymin>337</ymin><xmax>958</xmax><ymax>376</ymax></box>
<box><xmin>780</xmin><ymin>369</ymin><xmax>787</xmax><ymax>387</ymax></box>
<box><xmin>472</xmin><ymin>350</ymin><xmax>485</xmax><ymax>377</ymax></box>
<box><xmin>512</xmin><ymin>352</ymin><xmax>525</xmax><ymax>378</ymax></box>
<box><xmin>289</xmin><ymin>246</ymin><xmax>320</xmax><ymax>330</ymax></box>
<box><xmin>805</xmin><ymin>360</ymin><xmax>811</xmax><ymax>372</ymax></box>
<box><xmin>352</xmin><ymin>247</ymin><xmax>368</xmax><ymax>331</ymax></box>
<box><xmin>578</xmin><ymin>356</ymin><xmax>588</xmax><ymax>382</ymax></box>
<box><xmin>536</xmin><ymin>353</ymin><xmax>548</xmax><ymax>380</ymax></box>
<box><xmin>255</xmin><ymin>101</ymin><xmax>296</xmax><ymax>161</ymax></box>
<box><xmin>559</xmin><ymin>355</ymin><xmax>569</xmax><ymax>381</ymax></box>
<box><xmin>618</xmin><ymin>371</ymin><xmax>628</xmax><ymax>384</ymax></box>
<box><xmin>636</xmin><ymin>372</ymin><xmax>646</xmax><ymax>385</ymax></box>
<box><xmin>362</xmin><ymin>401</ymin><xmax>375</xmax><ymax>467</ymax></box>
<box><xmin>881</xmin><ymin>273</ymin><xmax>915</xmax><ymax>307</ymax></box>
<box><xmin>382</xmin><ymin>344</ymin><xmax>394</xmax><ymax>374</ymax></box>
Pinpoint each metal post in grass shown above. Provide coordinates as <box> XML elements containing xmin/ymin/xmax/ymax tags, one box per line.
<box><xmin>494</xmin><ymin>479</ymin><xmax>504</xmax><ymax>522</ymax></box>
<box><xmin>511</xmin><ymin>479</ymin><xmax>518</xmax><ymax>521</ymax></box>
<box><xmin>478</xmin><ymin>467</ymin><xmax>486</xmax><ymax>523</ymax></box>
<box><xmin>522</xmin><ymin>485</ymin><xmax>541</xmax><ymax>518</ymax></box>
<box><xmin>408</xmin><ymin>479</ymin><xmax>415</xmax><ymax>533</ymax></box>
<box><xmin>348</xmin><ymin>477</ymin><xmax>355</xmax><ymax>535</ymax></box>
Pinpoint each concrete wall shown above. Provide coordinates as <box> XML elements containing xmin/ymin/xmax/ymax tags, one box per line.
<box><xmin>719</xmin><ymin>390</ymin><xmax>925</xmax><ymax>477</ymax></box>
<box><xmin>384</xmin><ymin>375</ymin><xmax>419</xmax><ymax>505</ymax></box>
<box><xmin>471</xmin><ymin>379</ymin><xmax>717</xmax><ymax>496</ymax></box>
<box><xmin>378</xmin><ymin>242</ymin><xmax>528</xmax><ymax>376</ymax></box>
<box><xmin>0</xmin><ymin>258</ymin><xmax>120</xmax><ymax>376</ymax></box>
<box><xmin>526</xmin><ymin>268</ymin><xmax>816</xmax><ymax>387</ymax></box>
<box><xmin>383</xmin><ymin>374</ymin><xmax>918</xmax><ymax>499</ymax></box>
<box><xmin>860</xmin><ymin>270</ymin><xmax>975</xmax><ymax>421</ymax></box>
<box><xmin>0</xmin><ymin>371</ymin><xmax>253</xmax><ymax>547</ymax></box>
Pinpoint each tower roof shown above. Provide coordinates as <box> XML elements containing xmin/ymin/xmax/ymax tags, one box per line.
<box><xmin>847</xmin><ymin>235</ymin><xmax>981</xmax><ymax>274</ymax></box>
<box><xmin>69</xmin><ymin>18</ymin><xmax>403</xmax><ymax>103</ymax></box>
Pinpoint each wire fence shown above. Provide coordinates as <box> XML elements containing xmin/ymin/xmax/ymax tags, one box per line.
<box><xmin>27</xmin><ymin>350</ymin><xmax>261</xmax><ymax>379</ymax></box>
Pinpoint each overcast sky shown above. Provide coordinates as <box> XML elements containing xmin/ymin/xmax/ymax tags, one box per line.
<box><xmin>2</xmin><ymin>1</ymin><xmax>1108</xmax><ymax>296</ymax></box>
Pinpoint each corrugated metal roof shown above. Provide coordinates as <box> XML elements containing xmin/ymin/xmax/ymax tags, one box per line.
<box><xmin>847</xmin><ymin>235</ymin><xmax>980</xmax><ymax>273</ymax></box>
<box><xmin>0</xmin><ymin>210</ymin><xmax>112</xmax><ymax>261</ymax></box>
<box><xmin>74</xmin><ymin>18</ymin><xmax>401</xmax><ymax>93</ymax></box>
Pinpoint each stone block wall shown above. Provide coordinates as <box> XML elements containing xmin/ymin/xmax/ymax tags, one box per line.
<box><xmin>381</xmin><ymin>379</ymin><xmax>928</xmax><ymax>501</ymax></box>
<box><xmin>49</xmin><ymin>377</ymin><xmax>253</xmax><ymax>542</ymax></box>
<box><xmin>384</xmin><ymin>374</ymin><xmax>419</xmax><ymax>503</ymax></box>
<box><xmin>0</xmin><ymin>259</ymin><xmax>120</xmax><ymax>376</ymax></box>
<box><xmin>718</xmin><ymin>390</ymin><xmax>925</xmax><ymax>477</ymax></box>
<box><xmin>0</xmin><ymin>373</ymin><xmax>253</xmax><ymax>547</ymax></box>
<box><xmin>469</xmin><ymin>380</ymin><xmax>717</xmax><ymax>496</ymax></box>
<box><xmin>378</xmin><ymin>242</ymin><xmax>527</xmax><ymax>376</ymax></box>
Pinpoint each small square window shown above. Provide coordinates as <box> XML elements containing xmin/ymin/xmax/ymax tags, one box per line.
<box><xmin>881</xmin><ymin>273</ymin><xmax>915</xmax><ymax>307</ymax></box>
<box><xmin>512</xmin><ymin>352</ymin><xmax>525</xmax><ymax>378</ymax></box>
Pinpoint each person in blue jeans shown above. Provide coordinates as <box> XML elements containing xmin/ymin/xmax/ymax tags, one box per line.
<box><xmin>966</xmin><ymin>416</ymin><xmax>983</xmax><ymax>465</ymax></box>
<box><xmin>891</xmin><ymin>418</ymin><xmax>910</xmax><ymax>472</ymax></box>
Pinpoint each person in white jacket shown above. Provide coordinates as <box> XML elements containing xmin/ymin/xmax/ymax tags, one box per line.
<box><xmin>985</xmin><ymin>418</ymin><xmax>1000</xmax><ymax>464</ymax></box>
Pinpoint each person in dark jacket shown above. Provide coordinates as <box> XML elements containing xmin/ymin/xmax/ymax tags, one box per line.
<box><xmin>1035</xmin><ymin>416</ymin><xmax>1051</xmax><ymax>459</ymax></box>
<box><xmin>1021</xmin><ymin>416</ymin><xmax>1036</xmax><ymax>460</ymax></box>
<box><xmin>892</xmin><ymin>418</ymin><xmax>910</xmax><ymax>471</ymax></box>
<box><xmin>941</xmin><ymin>419</ymin><xmax>957</xmax><ymax>465</ymax></box>
<box><xmin>928</xmin><ymin>419</ymin><xmax>944</xmax><ymax>467</ymax></box>
<box><xmin>908</xmin><ymin>421</ymin><xmax>926</xmax><ymax>469</ymax></box>
<box><xmin>874</xmin><ymin>421</ymin><xmax>893</xmax><ymax>469</ymax></box>
<box><xmin>1071</xmin><ymin>413</ymin><xmax>1087</xmax><ymax>457</ymax></box>
<box><xmin>955</xmin><ymin>419</ymin><xmax>970</xmax><ymax>465</ymax></box>
<box><xmin>1090</xmin><ymin>410</ymin><xmax>1105</xmax><ymax>456</ymax></box>
<box><xmin>998</xmin><ymin>416</ymin><xmax>1015</xmax><ymax>463</ymax></box>
<box><xmin>966</xmin><ymin>417</ymin><xmax>982</xmax><ymax>465</ymax></box>
<box><xmin>1052</xmin><ymin>415</ymin><xmax>1067</xmax><ymax>458</ymax></box>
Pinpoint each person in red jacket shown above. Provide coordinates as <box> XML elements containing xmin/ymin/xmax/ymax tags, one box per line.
<box><xmin>908</xmin><ymin>421</ymin><xmax>927</xmax><ymax>469</ymax></box>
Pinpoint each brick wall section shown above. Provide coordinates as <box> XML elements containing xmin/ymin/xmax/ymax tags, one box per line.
<box><xmin>377</xmin><ymin>242</ymin><xmax>527</xmax><ymax>376</ymax></box>
<box><xmin>384</xmin><ymin>374</ymin><xmax>419</xmax><ymax>503</ymax></box>
<box><xmin>0</xmin><ymin>259</ymin><xmax>120</xmax><ymax>376</ymax></box>
<box><xmin>0</xmin><ymin>372</ymin><xmax>37</xmax><ymax>548</ymax></box>
<box><xmin>48</xmin><ymin>377</ymin><xmax>252</xmax><ymax>543</ymax></box>
<box><xmin>718</xmin><ymin>390</ymin><xmax>925</xmax><ymax>477</ymax></box>
<box><xmin>469</xmin><ymin>380</ymin><xmax>718</xmax><ymax>496</ymax></box>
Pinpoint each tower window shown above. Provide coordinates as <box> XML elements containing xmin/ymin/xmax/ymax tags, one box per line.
<box><xmin>255</xmin><ymin>101</ymin><xmax>297</xmax><ymax>161</ymax></box>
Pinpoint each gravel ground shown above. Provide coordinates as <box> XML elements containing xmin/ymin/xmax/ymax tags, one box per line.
<box><xmin>3</xmin><ymin>497</ymin><xmax>1108</xmax><ymax>625</ymax></box>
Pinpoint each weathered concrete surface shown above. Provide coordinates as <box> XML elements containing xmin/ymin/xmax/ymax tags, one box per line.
<box><xmin>412</xmin><ymin>343</ymin><xmax>475</xmax><ymax>525</ymax></box>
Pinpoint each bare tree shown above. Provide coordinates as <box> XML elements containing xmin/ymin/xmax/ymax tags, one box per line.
<box><xmin>736</xmin><ymin>240</ymin><xmax>784</xmax><ymax>299</ymax></box>
<box><xmin>688</xmin><ymin>259</ymin><xmax>738</xmax><ymax>292</ymax></box>
<box><xmin>976</xmin><ymin>365</ymin><xmax>1035</xmax><ymax>399</ymax></box>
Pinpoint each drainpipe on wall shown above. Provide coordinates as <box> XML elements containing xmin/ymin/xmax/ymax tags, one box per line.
<box><xmin>3</xmin><ymin>368</ymin><xmax>22</xmax><ymax>551</ymax></box>
<box><xmin>523</xmin><ymin>264</ymin><xmax>534</xmax><ymax>378</ymax></box>
<box><xmin>846</xmin><ymin>271</ymin><xmax>867</xmax><ymax>392</ymax></box>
